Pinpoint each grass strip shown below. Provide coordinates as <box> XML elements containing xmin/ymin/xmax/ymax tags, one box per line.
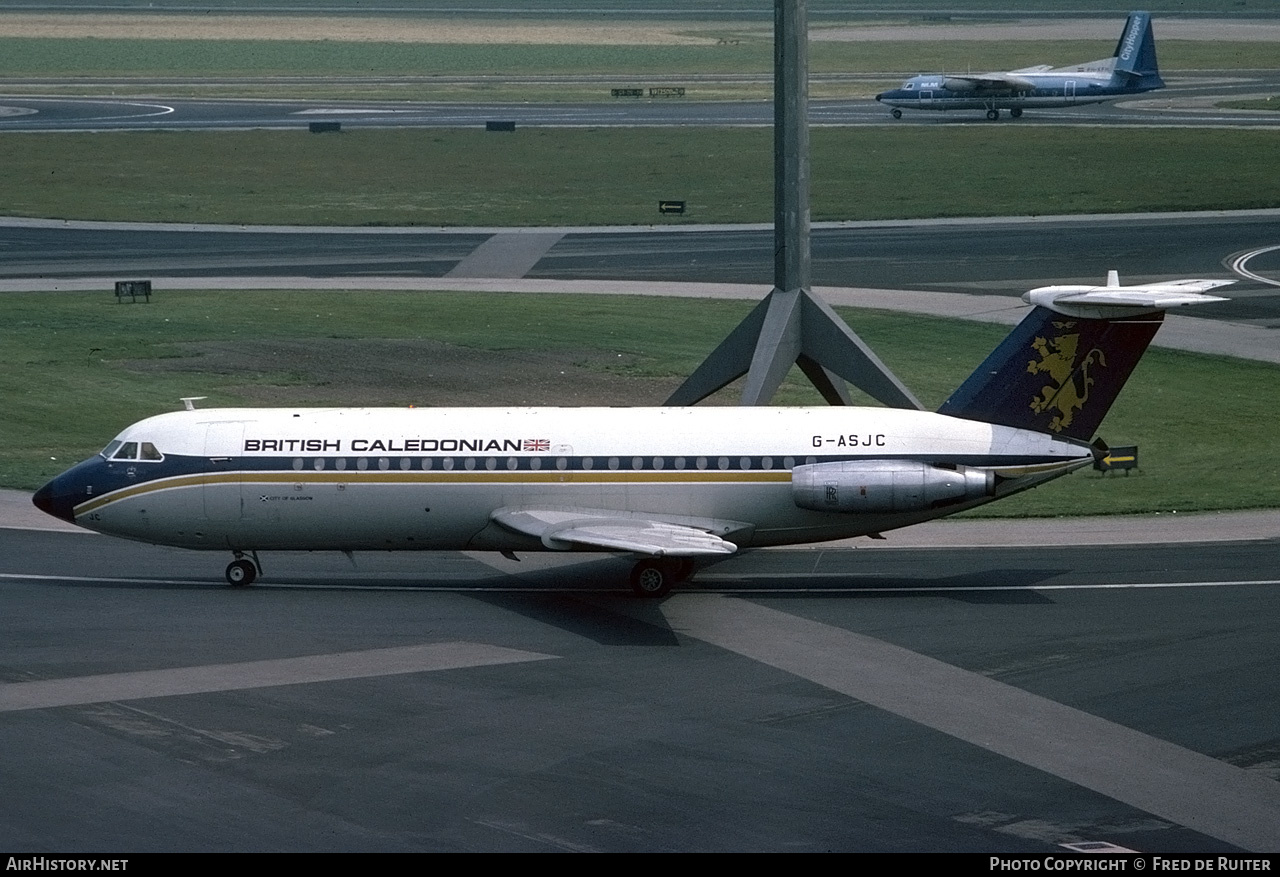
<box><xmin>2</xmin><ymin>127</ymin><xmax>1278</xmax><ymax>227</ymax></box>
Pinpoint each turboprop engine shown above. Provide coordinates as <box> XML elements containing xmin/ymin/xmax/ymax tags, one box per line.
<box><xmin>792</xmin><ymin>461</ymin><xmax>995</xmax><ymax>514</ymax></box>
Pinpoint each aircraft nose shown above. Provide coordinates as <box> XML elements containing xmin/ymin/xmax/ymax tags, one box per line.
<box><xmin>32</xmin><ymin>478</ymin><xmax>76</xmax><ymax>524</ymax></box>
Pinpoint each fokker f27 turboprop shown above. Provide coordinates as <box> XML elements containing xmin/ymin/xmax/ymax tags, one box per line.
<box><xmin>876</xmin><ymin>11</ymin><xmax>1164</xmax><ymax>121</ymax></box>
<box><xmin>33</xmin><ymin>274</ymin><xmax>1230</xmax><ymax>596</ymax></box>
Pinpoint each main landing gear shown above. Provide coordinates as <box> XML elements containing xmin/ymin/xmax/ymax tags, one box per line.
<box><xmin>225</xmin><ymin>551</ymin><xmax>261</xmax><ymax>587</ymax></box>
<box><xmin>630</xmin><ymin>557</ymin><xmax>695</xmax><ymax>599</ymax></box>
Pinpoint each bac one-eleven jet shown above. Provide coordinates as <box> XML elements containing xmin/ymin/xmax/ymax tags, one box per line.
<box><xmin>876</xmin><ymin>11</ymin><xmax>1165</xmax><ymax>121</ymax></box>
<box><xmin>34</xmin><ymin>273</ymin><xmax>1230</xmax><ymax>597</ymax></box>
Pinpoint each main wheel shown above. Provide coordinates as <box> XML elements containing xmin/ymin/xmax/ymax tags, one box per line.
<box><xmin>226</xmin><ymin>558</ymin><xmax>257</xmax><ymax>587</ymax></box>
<box><xmin>986</xmin><ymin>109</ymin><xmax>1000</xmax><ymax>121</ymax></box>
<box><xmin>1010</xmin><ymin>108</ymin><xmax>1023</xmax><ymax>119</ymax></box>
<box><xmin>631</xmin><ymin>559</ymin><xmax>673</xmax><ymax>598</ymax></box>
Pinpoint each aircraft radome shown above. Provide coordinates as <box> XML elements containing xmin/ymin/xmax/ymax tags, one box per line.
<box><xmin>34</xmin><ymin>274</ymin><xmax>1230</xmax><ymax>597</ymax></box>
<box><xmin>876</xmin><ymin>11</ymin><xmax>1165</xmax><ymax>121</ymax></box>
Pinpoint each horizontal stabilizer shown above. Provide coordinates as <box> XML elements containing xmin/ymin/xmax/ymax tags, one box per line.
<box><xmin>938</xmin><ymin>272</ymin><xmax>1232</xmax><ymax>439</ymax></box>
<box><xmin>1025</xmin><ymin>275</ymin><xmax>1233</xmax><ymax>318</ymax></box>
<box><xmin>492</xmin><ymin>508</ymin><xmax>741</xmax><ymax>557</ymax></box>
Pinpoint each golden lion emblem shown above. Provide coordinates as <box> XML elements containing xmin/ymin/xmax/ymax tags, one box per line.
<box><xmin>1027</xmin><ymin>323</ymin><xmax>1106</xmax><ymax>432</ymax></box>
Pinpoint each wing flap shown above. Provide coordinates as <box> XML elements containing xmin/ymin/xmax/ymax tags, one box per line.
<box><xmin>492</xmin><ymin>508</ymin><xmax>742</xmax><ymax>557</ymax></box>
<box><xmin>544</xmin><ymin>522</ymin><xmax>736</xmax><ymax>556</ymax></box>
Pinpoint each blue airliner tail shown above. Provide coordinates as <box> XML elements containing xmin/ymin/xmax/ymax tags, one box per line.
<box><xmin>1112</xmin><ymin>11</ymin><xmax>1164</xmax><ymax>90</ymax></box>
<box><xmin>937</xmin><ymin>274</ymin><xmax>1231</xmax><ymax>440</ymax></box>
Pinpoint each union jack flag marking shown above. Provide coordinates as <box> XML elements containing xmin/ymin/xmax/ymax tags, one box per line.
<box><xmin>523</xmin><ymin>439</ymin><xmax>551</xmax><ymax>452</ymax></box>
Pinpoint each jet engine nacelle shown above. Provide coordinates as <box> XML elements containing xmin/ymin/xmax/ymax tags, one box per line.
<box><xmin>792</xmin><ymin>461</ymin><xmax>995</xmax><ymax>514</ymax></box>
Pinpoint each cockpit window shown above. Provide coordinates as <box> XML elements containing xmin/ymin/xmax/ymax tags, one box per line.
<box><xmin>101</xmin><ymin>440</ymin><xmax>123</xmax><ymax>459</ymax></box>
<box><xmin>109</xmin><ymin>441</ymin><xmax>163</xmax><ymax>462</ymax></box>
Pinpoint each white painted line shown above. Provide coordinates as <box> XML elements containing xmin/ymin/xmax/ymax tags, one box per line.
<box><xmin>1230</xmin><ymin>244</ymin><xmax>1280</xmax><ymax>287</ymax></box>
<box><xmin>694</xmin><ymin>577</ymin><xmax>1280</xmax><ymax>591</ymax></box>
<box><xmin>0</xmin><ymin>642</ymin><xmax>556</xmax><ymax>713</ymax></box>
<box><xmin>2</xmin><ymin>572</ymin><xmax>1277</xmax><ymax>593</ymax></box>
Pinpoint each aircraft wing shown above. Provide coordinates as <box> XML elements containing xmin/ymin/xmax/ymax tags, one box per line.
<box><xmin>491</xmin><ymin>508</ymin><xmax>741</xmax><ymax>557</ymax></box>
<box><xmin>942</xmin><ymin>72</ymin><xmax>1037</xmax><ymax>92</ymax></box>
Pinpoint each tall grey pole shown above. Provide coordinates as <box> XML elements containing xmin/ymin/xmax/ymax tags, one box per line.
<box><xmin>664</xmin><ymin>0</ymin><xmax>922</xmax><ymax>411</ymax></box>
<box><xmin>774</xmin><ymin>0</ymin><xmax>810</xmax><ymax>296</ymax></box>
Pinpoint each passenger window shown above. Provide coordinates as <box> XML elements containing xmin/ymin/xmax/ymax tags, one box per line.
<box><xmin>112</xmin><ymin>442</ymin><xmax>138</xmax><ymax>461</ymax></box>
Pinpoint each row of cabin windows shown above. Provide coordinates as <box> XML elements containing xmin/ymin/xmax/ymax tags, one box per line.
<box><xmin>290</xmin><ymin>455</ymin><xmax>819</xmax><ymax>473</ymax></box>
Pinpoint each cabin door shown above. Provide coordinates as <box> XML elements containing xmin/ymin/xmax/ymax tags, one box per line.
<box><xmin>1065</xmin><ymin>81</ymin><xmax>1077</xmax><ymax>104</ymax></box>
<box><xmin>203</xmin><ymin>422</ymin><xmax>244</xmax><ymax>520</ymax></box>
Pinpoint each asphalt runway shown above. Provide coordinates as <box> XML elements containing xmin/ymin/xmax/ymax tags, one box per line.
<box><xmin>2</xmin><ymin>71</ymin><xmax>1280</xmax><ymax>132</ymax></box>
<box><xmin>4</xmin><ymin>211</ymin><xmax>1279</xmax><ymax>332</ymax></box>
<box><xmin>2</xmin><ymin>520</ymin><xmax>1279</xmax><ymax>853</ymax></box>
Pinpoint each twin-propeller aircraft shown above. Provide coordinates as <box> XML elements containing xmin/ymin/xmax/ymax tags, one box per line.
<box><xmin>876</xmin><ymin>12</ymin><xmax>1165</xmax><ymax>121</ymax></box>
<box><xmin>34</xmin><ymin>273</ymin><xmax>1230</xmax><ymax>596</ymax></box>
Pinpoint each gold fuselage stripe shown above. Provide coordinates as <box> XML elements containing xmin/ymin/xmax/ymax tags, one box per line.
<box><xmin>74</xmin><ymin>469</ymin><xmax>793</xmax><ymax>516</ymax></box>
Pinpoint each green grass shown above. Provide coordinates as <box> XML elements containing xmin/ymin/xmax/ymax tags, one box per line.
<box><xmin>3</xmin><ymin>127</ymin><xmax>1279</xmax><ymax>227</ymax></box>
<box><xmin>1223</xmin><ymin>98</ymin><xmax>1280</xmax><ymax>111</ymax></box>
<box><xmin>0</xmin><ymin>35</ymin><xmax>1274</xmax><ymax>83</ymax></box>
<box><xmin>4</xmin><ymin>289</ymin><xmax>1277</xmax><ymax>518</ymax></box>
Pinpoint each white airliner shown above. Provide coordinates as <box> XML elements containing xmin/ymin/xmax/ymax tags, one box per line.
<box><xmin>33</xmin><ymin>276</ymin><xmax>1230</xmax><ymax>596</ymax></box>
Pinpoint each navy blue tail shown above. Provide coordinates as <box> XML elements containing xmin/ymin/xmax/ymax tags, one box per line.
<box><xmin>1112</xmin><ymin>11</ymin><xmax>1164</xmax><ymax>90</ymax></box>
<box><xmin>937</xmin><ymin>307</ymin><xmax>1163</xmax><ymax>440</ymax></box>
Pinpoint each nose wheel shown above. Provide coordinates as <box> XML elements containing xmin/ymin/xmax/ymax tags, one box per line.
<box><xmin>226</xmin><ymin>553</ymin><xmax>260</xmax><ymax>587</ymax></box>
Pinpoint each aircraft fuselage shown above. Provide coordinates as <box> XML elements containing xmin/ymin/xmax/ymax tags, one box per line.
<box><xmin>35</xmin><ymin>406</ymin><xmax>1091</xmax><ymax>554</ymax></box>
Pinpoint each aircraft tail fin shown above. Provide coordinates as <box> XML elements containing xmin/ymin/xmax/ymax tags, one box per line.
<box><xmin>1111</xmin><ymin>11</ymin><xmax>1164</xmax><ymax>89</ymax></box>
<box><xmin>937</xmin><ymin>274</ymin><xmax>1231</xmax><ymax>440</ymax></box>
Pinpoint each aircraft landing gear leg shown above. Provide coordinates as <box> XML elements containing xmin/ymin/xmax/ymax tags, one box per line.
<box><xmin>226</xmin><ymin>551</ymin><xmax>260</xmax><ymax>587</ymax></box>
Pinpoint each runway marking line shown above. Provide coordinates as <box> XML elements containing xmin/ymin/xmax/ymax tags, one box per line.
<box><xmin>0</xmin><ymin>642</ymin><xmax>557</xmax><ymax>713</ymax></box>
<box><xmin>3</xmin><ymin>571</ymin><xmax>1279</xmax><ymax>592</ymax></box>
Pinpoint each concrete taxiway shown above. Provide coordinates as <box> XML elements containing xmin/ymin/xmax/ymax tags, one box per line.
<box><xmin>3</xmin><ymin>485</ymin><xmax>1279</xmax><ymax>852</ymax></box>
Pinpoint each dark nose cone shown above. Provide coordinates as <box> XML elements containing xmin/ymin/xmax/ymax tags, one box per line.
<box><xmin>876</xmin><ymin>94</ymin><xmax>883</xmax><ymax>102</ymax></box>
<box><xmin>32</xmin><ymin>480</ymin><xmax>75</xmax><ymax>523</ymax></box>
